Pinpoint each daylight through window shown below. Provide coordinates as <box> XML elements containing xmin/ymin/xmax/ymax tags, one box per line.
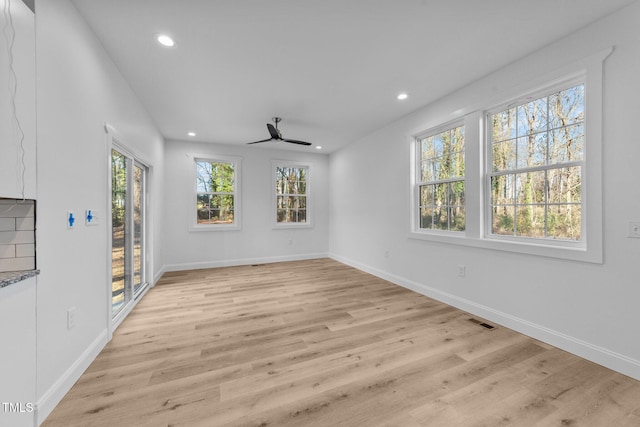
<box><xmin>275</xmin><ymin>165</ymin><xmax>308</xmax><ymax>224</ymax></box>
<box><xmin>417</xmin><ymin>124</ymin><xmax>465</xmax><ymax>232</ymax></box>
<box><xmin>195</xmin><ymin>159</ymin><xmax>237</xmax><ymax>225</ymax></box>
<box><xmin>488</xmin><ymin>84</ymin><xmax>584</xmax><ymax>241</ymax></box>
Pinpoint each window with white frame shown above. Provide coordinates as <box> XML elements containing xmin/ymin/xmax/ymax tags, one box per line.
<box><xmin>274</xmin><ymin>163</ymin><xmax>309</xmax><ymax>226</ymax></box>
<box><xmin>416</xmin><ymin>124</ymin><xmax>465</xmax><ymax>232</ymax></box>
<box><xmin>194</xmin><ymin>157</ymin><xmax>240</xmax><ymax>228</ymax></box>
<box><xmin>488</xmin><ymin>83</ymin><xmax>584</xmax><ymax>241</ymax></box>
<box><xmin>409</xmin><ymin>48</ymin><xmax>607</xmax><ymax>263</ymax></box>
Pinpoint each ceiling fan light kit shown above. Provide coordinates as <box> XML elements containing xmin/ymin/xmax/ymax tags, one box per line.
<box><xmin>247</xmin><ymin>117</ymin><xmax>312</xmax><ymax>146</ymax></box>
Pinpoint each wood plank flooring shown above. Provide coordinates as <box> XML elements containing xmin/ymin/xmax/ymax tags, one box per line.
<box><xmin>42</xmin><ymin>258</ymin><xmax>640</xmax><ymax>426</ymax></box>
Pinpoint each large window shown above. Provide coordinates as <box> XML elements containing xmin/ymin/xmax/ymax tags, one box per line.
<box><xmin>416</xmin><ymin>124</ymin><xmax>465</xmax><ymax>232</ymax></box>
<box><xmin>274</xmin><ymin>163</ymin><xmax>310</xmax><ymax>226</ymax></box>
<box><xmin>410</xmin><ymin>48</ymin><xmax>607</xmax><ymax>263</ymax></box>
<box><xmin>194</xmin><ymin>157</ymin><xmax>241</xmax><ymax>230</ymax></box>
<box><xmin>488</xmin><ymin>84</ymin><xmax>584</xmax><ymax>241</ymax></box>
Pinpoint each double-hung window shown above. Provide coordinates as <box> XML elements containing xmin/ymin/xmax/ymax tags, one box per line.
<box><xmin>488</xmin><ymin>84</ymin><xmax>584</xmax><ymax>241</ymax></box>
<box><xmin>194</xmin><ymin>156</ymin><xmax>241</xmax><ymax>230</ymax></box>
<box><xmin>273</xmin><ymin>162</ymin><xmax>310</xmax><ymax>227</ymax></box>
<box><xmin>410</xmin><ymin>47</ymin><xmax>607</xmax><ymax>263</ymax></box>
<box><xmin>416</xmin><ymin>124</ymin><xmax>465</xmax><ymax>232</ymax></box>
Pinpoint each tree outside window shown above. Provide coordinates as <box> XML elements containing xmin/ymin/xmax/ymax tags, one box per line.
<box><xmin>417</xmin><ymin>125</ymin><xmax>465</xmax><ymax>232</ymax></box>
<box><xmin>196</xmin><ymin>160</ymin><xmax>236</xmax><ymax>225</ymax></box>
<box><xmin>489</xmin><ymin>84</ymin><xmax>584</xmax><ymax>240</ymax></box>
<box><xmin>275</xmin><ymin>165</ymin><xmax>308</xmax><ymax>225</ymax></box>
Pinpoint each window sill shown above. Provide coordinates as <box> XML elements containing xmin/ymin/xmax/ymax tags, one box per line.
<box><xmin>408</xmin><ymin>231</ymin><xmax>601</xmax><ymax>264</ymax></box>
<box><xmin>190</xmin><ymin>224</ymin><xmax>241</xmax><ymax>232</ymax></box>
<box><xmin>273</xmin><ymin>223</ymin><xmax>313</xmax><ymax>230</ymax></box>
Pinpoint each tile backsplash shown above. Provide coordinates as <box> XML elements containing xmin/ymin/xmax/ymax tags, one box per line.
<box><xmin>0</xmin><ymin>198</ymin><xmax>35</xmax><ymax>272</ymax></box>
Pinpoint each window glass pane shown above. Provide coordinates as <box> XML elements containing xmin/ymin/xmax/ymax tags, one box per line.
<box><xmin>420</xmin><ymin>207</ymin><xmax>434</xmax><ymax>229</ymax></box>
<box><xmin>492</xmin><ymin>206</ymin><xmax>515</xmax><ymax>236</ymax></box>
<box><xmin>451</xmin><ymin>150</ymin><xmax>465</xmax><ymax>178</ymax></box>
<box><xmin>196</xmin><ymin>161</ymin><xmax>213</xmax><ymax>192</ymax></box>
<box><xmin>548</xmin><ymin>204</ymin><xmax>581</xmax><ymax>240</ymax></box>
<box><xmin>549</xmin><ymin>123</ymin><xmax>584</xmax><ymax>163</ymax></box>
<box><xmin>517</xmin><ymin>98</ymin><xmax>548</xmax><ymax>136</ymax></box>
<box><xmin>433</xmin><ymin>206</ymin><xmax>449</xmax><ymax>230</ymax></box>
<box><xmin>492</xmin><ymin>108</ymin><xmax>516</xmax><ymax>142</ymax></box>
<box><xmin>515</xmin><ymin>205</ymin><xmax>546</xmax><ymax>238</ymax></box>
<box><xmin>452</xmin><ymin>126</ymin><xmax>465</xmax><ymax>152</ymax></box>
<box><xmin>492</xmin><ymin>140</ymin><xmax>516</xmax><ymax>172</ymax></box>
<box><xmin>548</xmin><ymin>167</ymin><xmax>581</xmax><ymax>204</ymax></box>
<box><xmin>450</xmin><ymin>207</ymin><xmax>465</xmax><ymax>232</ymax></box>
<box><xmin>449</xmin><ymin>182</ymin><xmax>465</xmax><ymax>207</ymax></box>
<box><xmin>491</xmin><ymin>174</ymin><xmax>515</xmax><ymax>205</ymax></box>
<box><xmin>516</xmin><ymin>133</ymin><xmax>547</xmax><ymax>169</ymax></box>
<box><xmin>549</xmin><ymin>84</ymin><xmax>584</xmax><ymax>129</ymax></box>
<box><xmin>420</xmin><ymin>185</ymin><xmax>434</xmax><ymax>207</ymax></box>
<box><xmin>111</xmin><ymin>150</ymin><xmax>127</xmax><ymax>314</ymax></box>
<box><xmin>432</xmin><ymin>133</ymin><xmax>445</xmax><ymax>157</ymax></box>
<box><xmin>434</xmin><ymin>182</ymin><xmax>448</xmax><ymax>206</ymax></box>
<box><xmin>516</xmin><ymin>171</ymin><xmax>546</xmax><ymax>205</ymax></box>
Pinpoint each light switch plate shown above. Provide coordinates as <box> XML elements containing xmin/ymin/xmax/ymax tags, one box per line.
<box><xmin>628</xmin><ymin>221</ymin><xmax>640</xmax><ymax>238</ymax></box>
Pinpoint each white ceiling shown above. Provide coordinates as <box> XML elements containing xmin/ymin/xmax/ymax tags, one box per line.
<box><xmin>70</xmin><ymin>0</ymin><xmax>635</xmax><ymax>153</ymax></box>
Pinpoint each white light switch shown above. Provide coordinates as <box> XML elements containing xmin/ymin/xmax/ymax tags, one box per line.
<box><xmin>628</xmin><ymin>221</ymin><xmax>640</xmax><ymax>238</ymax></box>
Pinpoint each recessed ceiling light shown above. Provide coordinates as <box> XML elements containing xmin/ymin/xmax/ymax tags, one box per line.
<box><xmin>316</xmin><ymin>146</ymin><xmax>322</xmax><ymax>150</ymax></box>
<box><xmin>187</xmin><ymin>132</ymin><xmax>196</xmax><ymax>137</ymax></box>
<box><xmin>397</xmin><ymin>93</ymin><xmax>408</xmax><ymax>100</ymax></box>
<box><xmin>157</xmin><ymin>34</ymin><xmax>175</xmax><ymax>47</ymax></box>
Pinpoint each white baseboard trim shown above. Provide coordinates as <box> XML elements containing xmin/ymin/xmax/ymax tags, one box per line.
<box><xmin>329</xmin><ymin>253</ymin><xmax>640</xmax><ymax>382</ymax></box>
<box><xmin>36</xmin><ymin>329</ymin><xmax>109</xmax><ymax>426</ymax></box>
<box><xmin>153</xmin><ymin>265</ymin><xmax>166</xmax><ymax>286</ymax></box>
<box><xmin>163</xmin><ymin>252</ymin><xmax>329</xmax><ymax>273</ymax></box>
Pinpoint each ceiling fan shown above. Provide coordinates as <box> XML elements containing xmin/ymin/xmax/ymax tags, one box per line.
<box><xmin>247</xmin><ymin>117</ymin><xmax>312</xmax><ymax>146</ymax></box>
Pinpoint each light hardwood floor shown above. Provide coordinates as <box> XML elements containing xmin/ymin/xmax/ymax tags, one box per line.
<box><xmin>43</xmin><ymin>258</ymin><xmax>640</xmax><ymax>426</ymax></box>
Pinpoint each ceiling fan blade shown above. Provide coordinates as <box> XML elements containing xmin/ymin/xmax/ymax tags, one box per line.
<box><xmin>282</xmin><ymin>138</ymin><xmax>312</xmax><ymax>146</ymax></box>
<box><xmin>267</xmin><ymin>123</ymin><xmax>280</xmax><ymax>139</ymax></box>
<box><xmin>247</xmin><ymin>138</ymin><xmax>273</xmax><ymax>145</ymax></box>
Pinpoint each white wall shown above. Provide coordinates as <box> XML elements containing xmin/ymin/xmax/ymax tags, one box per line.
<box><xmin>0</xmin><ymin>277</ymin><xmax>36</xmax><ymax>427</ymax></box>
<box><xmin>0</xmin><ymin>0</ymin><xmax>36</xmax><ymax>199</ymax></box>
<box><xmin>35</xmin><ymin>0</ymin><xmax>164</xmax><ymax>423</ymax></box>
<box><xmin>163</xmin><ymin>140</ymin><xmax>329</xmax><ymax>270</ymax></box>
<box><xmin>329</xmin><ymin>1</ymin><xmax>640</xmax><ymax>381</ymax></box>
<box><xmin>0</xmin><ymin>2</ymin><xmax>36</xmax><ymax>426</ymax></box>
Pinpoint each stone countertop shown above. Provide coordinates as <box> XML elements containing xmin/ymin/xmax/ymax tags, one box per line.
<box><xmin>0</xmin><ymin>270</ymin><xmax>39</xmax><ymax>288</ymax></box>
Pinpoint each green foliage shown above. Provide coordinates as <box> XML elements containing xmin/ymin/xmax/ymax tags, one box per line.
<box><xmin>196</xmin><ymin>161</ymin><xmax>236</xmax><ymax>224</ymax></box>
<box><xmin>489</xmin><ymin>85</ymin><xmax>584</xmax><ymax>241</ymax></box>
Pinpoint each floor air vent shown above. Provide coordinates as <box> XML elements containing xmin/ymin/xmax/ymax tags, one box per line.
<box><xmin>468</xmin><ymin>318</ymin><xmax>495</xmax><ymax>329</ymax></box>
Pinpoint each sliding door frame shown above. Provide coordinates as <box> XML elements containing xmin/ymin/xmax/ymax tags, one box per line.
<box><xmin>105</xmin><ymin>124</ymin><xmax>152</xmax><ymax>338</ymax></box>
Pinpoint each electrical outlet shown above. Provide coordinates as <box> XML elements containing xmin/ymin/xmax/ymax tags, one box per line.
<box><xmin>457</xmin><ymin>264</ymin><xmax>466</xmax><ymax>278</ymax></box>
<box><xmin>67</xmin><ymin>307</ymin><xmax>76</xmax><ymax>329</ymax></box>
<box><xmin>628</xmin><ymin>221</ymin><xmax>640</xmax><ymax>238</ymax></box>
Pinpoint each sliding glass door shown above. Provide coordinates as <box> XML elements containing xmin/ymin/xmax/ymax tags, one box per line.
<box><xmin>111</xmin><ymin>148</ymin><xmax>147</xmax><ymax>319</ymax></box>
